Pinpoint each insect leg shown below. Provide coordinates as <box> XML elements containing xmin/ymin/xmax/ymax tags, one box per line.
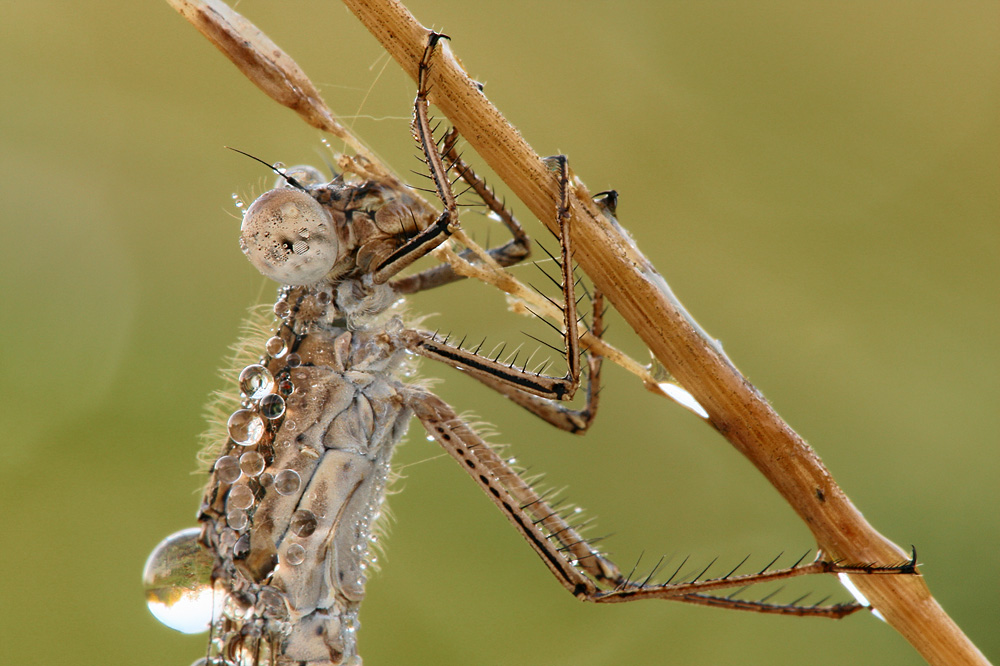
<box><xmin>392</xmin><ymin>127</ymin><xmax>532</xmax><ymax>294</ymax></box>
<box><xmin>460</xmin><ymin>290</ymin><xmax>604</xmax><ymax>434</ymax></box>
<box><xmin>408</xmin><ymin>389</ymin><xmax>917</xmax><ymax>618</ymax></box>
<box><xmin>400</xmin><ymin>146</ymin><xmax>584</xmax><ymax>400</ymax></box>
<box><xmin>369</xmin><ymin>34</ymin><xmax>462</xmax><ymax>284</ymax></box>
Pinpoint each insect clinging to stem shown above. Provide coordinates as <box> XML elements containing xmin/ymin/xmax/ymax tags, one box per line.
<box><xmin>145</xmin><ymin>6</ymin><xmax>918</xmax><ymax>665</ymax></box>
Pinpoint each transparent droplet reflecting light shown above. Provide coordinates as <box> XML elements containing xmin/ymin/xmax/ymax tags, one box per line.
<box><xmin>227</xmin><ymin>508</ymin><xmax>248</xmax><ymax>531</ymax></box>
<box><xmin>214</xmin><ymin>455</ymin><xmax>241</xmax><ymax>484</ymax></box>
<box><xmin>143</xmin><ymin>527</ymin><xmax>218</xmax><ymax>634</ymax></box>
<box><xmin>228</xmin><ymin>484</ymin><xmax>255</xmax><ymax>510</ymax></box>
<box><xmin>239</xmin><ymin>364</ymin><xmax>274</xmax><ymax>400</ymax></box>
<box><xmin>285</xmin><ymin>543</ymin><xmax>306</xmax><ymax>565</ymax></box>
<box><xmin>274</xmin><ymin>469</ymin><xmax>301</xmax><ymax>496</ymax></box>
<box><xmin>260</xmin><ymin>394</ymin><xmax>286</xmax><ymax>420</ymax></box>
<box><xmin>265</xmin><ymin>336</ymin><xmax>287</xmax><ymax>358</ymax></box>
<box><xmin>290</xmin><ymin>509</ymin><xmax>317</xmax><ymax>537</ymax></box>
<box><xmin>228</xmin><ymin>409</ymin><xmax>264</xmax><ymax>446</ymax></box>
<box><xmin>239</xmin><ymin>450</ymin><xmax>265</xmax><ymax>477</ymax></box>
<box><xmin>655</xmin><ymin>381</ymin><xmax>710</xmax><ymax>419</ymax></box>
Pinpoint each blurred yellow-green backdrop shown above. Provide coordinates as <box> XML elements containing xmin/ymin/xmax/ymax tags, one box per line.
<box><xmin>1</xmin><ymin>1</ymin><xmax>996</xmax><ymax>664</ymax></box>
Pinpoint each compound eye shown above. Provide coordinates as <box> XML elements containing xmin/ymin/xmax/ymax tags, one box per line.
<box><xmin>239</xmin><ymin>189</ymin><xmax>339</xmax><ymax>285</ymax></box>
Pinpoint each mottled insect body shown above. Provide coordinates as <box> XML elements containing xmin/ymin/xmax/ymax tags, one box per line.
<box><xmin>199</xmin><ymin>282</ymin><xmax>415</xmax><ymax>664</ymax></box>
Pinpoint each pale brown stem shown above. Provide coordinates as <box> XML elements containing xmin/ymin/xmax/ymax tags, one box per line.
<box><xmin>340</xmin><ymin>0</ymin><xmax>987</xmax><ymax>664</ymax></box>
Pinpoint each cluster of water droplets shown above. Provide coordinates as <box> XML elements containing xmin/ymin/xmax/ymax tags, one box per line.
<box><xmin>145</xmin><ymin>320</ymin><xmax>309</xmax><ymax>638</ymax></box>
<box><xmin>218</xmin><ymin>335</ymin><xmax>305</xmax><ymax>545</ymax></box>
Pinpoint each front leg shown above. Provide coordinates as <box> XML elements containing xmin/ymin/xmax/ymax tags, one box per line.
<box><xmin>370</xmin><ymin>32</ymin><xmax>460</xmax><ymax>284</ymax></box>
<box><xmin>391</xmin><ymin>127</ymin><xmax>533</xmax><ymax>295</ymax></box>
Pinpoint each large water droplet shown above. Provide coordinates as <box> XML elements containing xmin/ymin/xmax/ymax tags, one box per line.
<box><xmin>143</xmin><ymin>527</ymin><xmax>218</xmax><ymax>634</ymax></box>
<box><xmin>290</xmin><ymin>509</ymin><xmax>317</xmax><ymax>537</ymax></box>
<box><xmin>239</xmin><ymin>450</ymin><xmax>265</xmax><ymax>477</ymax></box>
<box><xmin>274</xmin><ymin>300</ymin><xmax>291</xmax><ymax>319</ymax></box>
<box><xmin>274</xmin><ymin>469</ymin><xmax>301</xmax><ymax>496</ymax></box>
<box><xmin>260</xmin><ymin>394</ymin><xmax>286</xmax><ymax>420</ymax></box>
<box><xmin>285</xmin><ymin>353</ymin><xmax>301</xmax><ymax>368</ymax></box>
<box><xmin>228</xmin><ymin>409</ymin><xmax>264</xmax><ymax>446</ymax></box>
<box><xmin>265</xmin><ymin>336</ymin><xmax>287</xmax><ymax>358</ymax></box>
<box><xmin>214</xmin><ymin>455</ymin><xmax>241</xmax><ymax>484</ymax></box>
<box><xmin>239</xmin><ymin>364</ymin><xmax>274</xmax><ymax>400</ymax></box>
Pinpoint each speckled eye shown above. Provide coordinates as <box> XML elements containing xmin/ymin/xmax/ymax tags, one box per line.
<box><xmin>239</xmin><ymin>188</ymin><xmax>339</xmax><ymax>285</ymax></box>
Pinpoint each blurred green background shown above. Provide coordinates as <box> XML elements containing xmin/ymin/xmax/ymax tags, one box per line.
<box><xmin>1</xmin><ymin>1</ymin><xmax>996</xmax><ymax>664</ymax></box>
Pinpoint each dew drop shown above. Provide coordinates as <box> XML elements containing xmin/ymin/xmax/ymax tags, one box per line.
<box><xmin>265</xmin><ymin>336</ymin><xmax>287</xmax><ymax>358</ymax></box>
<box><xmin>285</xmin><ymin>353</ymin><xmax>301</xmax><ymax>368</ymax></box>
<box><xmin>278</xmin><ymin>379</ymin><xmax>294</xmax><ymax>396</ymax></box>
<box><xmin>260</xmin><ymin>394</ymin><xmax>286</xmax><ymax>420</ymax></box>
<box><xmin>239</xmin><ymin>364</ymin><xmax>274</xmax><ymax>400</ymax></box>
<box><xmin>655</xmin><ymin>381</ymin><xmax>710</xmax><ymax>419</ymax></box>
<box><xmin>274</xmin><ymin>300</ymin><xmax>291</xmax><ymax>319</ymax></box>
<box><xmin>274</xmin><ymin>469</ymin><xmax>301</xmax><ymax>496</ymax></box>
<box><xmin>143</xmin><ymin>527</ymin><xmax>218</xmax><ymax>634</ymax></box>
<box><xmin>281</xmin><ymin>165</ymin><xmax>325</xmax><ymax>189</ymax></box>
<box><xmin>272</xmin><ymin>161</ymin><xmax>286</xmax><ymax>171</ymax></box>
<box><xmin>258</xmin><ymin>472</ymin><xmax>274</xmax><ymax>488</ymax></box>
<box><xmin>227</xmin><ymin>509</ymin><xmax>248</xmax><ymax>531</ymax></box>
<box><xmin>239</xmin><ymin>450</ymin><xmax>265</xmax><ymax>477</ymax></box>
<box><xmin>284</xmin><ymin>419</ymin><xmax>297</xmax><ymax>432</ymax></box>
<box><xmin>227</xmin><ymin>409</ymin><xmax>264</xmax><ymax>446</ymax></box>
<box><xmin>290</xmin><ymin>509</ymin><xmax>318</xmax><ymax>537</ymax></box>
<box><xmin>284</xmin><ymin>543</ymin><xmax>306</xmax><ymax>566</ymax></box>
<box><xmin>213</xmin><ymin>455</ymin><xmax>241</xmax><ymax>484</ymax></box>
<box><xmin>227</xmin><ymin>484</ymin><xmax>255</xmax><ymax>510</ymax></box>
